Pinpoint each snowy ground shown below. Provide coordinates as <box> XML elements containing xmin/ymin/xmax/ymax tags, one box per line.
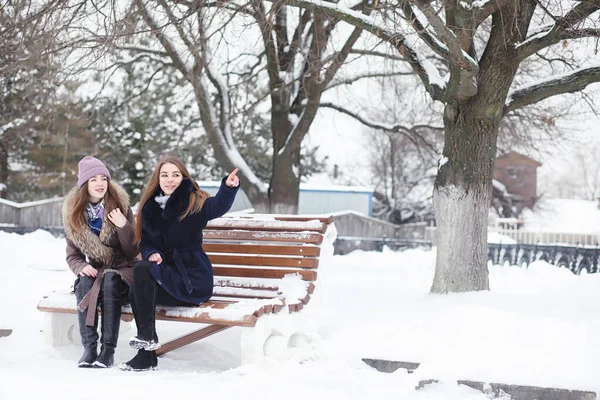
<box><xmin>1</xmin><ymin>230</ymin><xmax>599</xmax><ymax>399</ymax></box>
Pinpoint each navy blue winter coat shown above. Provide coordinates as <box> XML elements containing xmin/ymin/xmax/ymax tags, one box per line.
<box><xmin>139</xmin><ymin>177</ymin><xmax>239</xmax><ymax>304</ymax></box>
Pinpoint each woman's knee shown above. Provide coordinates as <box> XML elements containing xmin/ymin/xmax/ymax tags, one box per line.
<box><xmin>133</xmin><ymin>260</ymin><xmax>154</xmax><ymax>281</ymax></box>
<box><xmin>102</xmin><ymin>271</ymin><xmax>123</xmax><ymax>290</ymax></box>
<box><xmin>75</xmin><ymin>275</ymin><xmax>94</xmax><ymax>295</ymax></box>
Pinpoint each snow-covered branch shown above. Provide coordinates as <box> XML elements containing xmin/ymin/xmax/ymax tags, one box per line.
<box><xmin>399</xmin><ymin>1</ymin><xmax>448</xmax><ymax>58</ymax></box>
<box><xmin>270</xmin><ymin>0</ymin><xmax>447</xmax><ymax>100</ymax></box>
<box><xmin>516</xmin><ymin>2</ymin><xmax>600</xmax><ymax>61</ymax></box>
<box><xmin>251</xmin><ymin>0</ymin><xmax>282</xmax><ymax>93</ymax></box>
<box><xmin>320</xmin><ymin>17</ymin><xmax>365</xmax><ymax>89</ymax></box>
<box><xmin>472</xmin><ymin>0</ymin><xmax>512</xmax><ymax>26</ymax></box>
<box><xmin>136</xmin><ymin>0</ymin><xmax>190</xmax><ymax>77</ymax></box>
<box><xmin>156</xmin><ymin>0</ymin><xmax>201</xmax><ymax>61</ymax></box>
<box><xmin>505</xmin><ymin>66</ymin><xmax>600</xmax><ymax>114</ymax></box>
<box><xmin>411</xmin><ymin>1</ymin><xmax>478</xmax><ymax>76</ymax></box>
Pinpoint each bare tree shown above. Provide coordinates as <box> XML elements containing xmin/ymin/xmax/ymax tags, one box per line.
<box><xmin>281</xmin><ymin>0</ymin><xmax>600</xmax><ymax>293</ymax></box>
<box><xmin>542</xmin><ymin>139</ymin><xmax>600</xmax><ymax>201</ymax></box>
<box><xmin>99</xmin><ymin>0</ymin><xmax>377</xmax><ymax>212</ymax></box>
<box><xmin>0</xmin><ymin>0</ymin><xmax>87</xmax><ymax>199</ymax></box>
<box><xmin>368</xmin><ymin>126</ymin><xmax>441</xmax><ymax>224</ymax></box>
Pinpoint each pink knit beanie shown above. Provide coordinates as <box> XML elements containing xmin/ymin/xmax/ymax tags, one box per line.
<box><xmin>77</xmin><ymin>156</ymin><xmax>111</xmax><ymax>187</ymax></box>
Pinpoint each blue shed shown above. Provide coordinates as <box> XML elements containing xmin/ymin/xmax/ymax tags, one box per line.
<box><xmin>197</xmin><ymin>181</ymin><xmax>373</xmax><ymax>216</ymax></box>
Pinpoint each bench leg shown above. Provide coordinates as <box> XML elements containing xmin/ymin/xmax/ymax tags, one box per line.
<box><xmin>43</xmin><ymin>312</ymin><xmax>79</xmax><ymax>346</ymax></box>
<box><xmin>240</xmin><ymin>310</ymin><xmax>323</xmax><ymax>365</ymax></box>
<box><xmin>157</xmin><ymin>325</ymin><xmax>231</xmax><ymax>356</ymax></box>
<box><xmin>43</xmin><ymin>312</ymin><xmax>133</xmax><ymax>347</ymax></box>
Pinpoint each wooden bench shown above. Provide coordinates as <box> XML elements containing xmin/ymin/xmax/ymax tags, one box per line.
<box><xmin>37</xmin><ymin>214</ymin><xmax>337</xmax><ymax>363</ymax></box>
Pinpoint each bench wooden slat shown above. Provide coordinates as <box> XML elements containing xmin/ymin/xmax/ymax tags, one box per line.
<box><xmin>235</xmin><ymin>214</ymin><xmax>334</xmax><ymax>224</ymax></box>
<box><xmin>153</xmin><ymin>307</ymin><xmax>259</xmax><ymax>326</ymax></box>
<box><xmin>214</xmin><ymin>277</ymin><xmax>281</xmax><ymax>291</ymax></box>
<box><xmin>203</xmin><ymin>230</ymin><xmax>324</xmax><ymax>244</ymax></box>
<box><xmin>212</xmin><ymin>287</ymin><xmax>279</xmax><ymax>299</ymax></box>
<box><xmin>272</xmin><ymin>215</ymin><xmax>334</xmax><ymax>224</ymax></box>
<box><xmin>37</xmin><ymin>301</ymin><xmax>273</xmax><ymax>327</ymax></box>
<box><xmin>213</xmin><ymin>266</ymin><xmax>317</xmax><ymax>281</ymax></box>
<box><xmin>203</xmin><ymin>243</ymin><xmax>321</xmax><ymax>257</ymax></box>
<box><xmin>214</xmin><ymin>278</ymin><xmax>315</xmax><ymax>294</ymax></box>
<box><xmin>208</xmin><ymin>254</ymin><xmax>318</xmax><ymax>269</ymax></box>
<box><xmin>288</xmin><ymin>303</ymin><xmax>305</xmax><ymax>312</ymax></box>
<box><xmin>207</xmin><ymin>219</ymin><xmax>327</xmax><ymax>233</ymax></box>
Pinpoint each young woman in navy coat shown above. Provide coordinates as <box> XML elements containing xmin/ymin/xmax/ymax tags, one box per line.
<box><xmin>120</xmin><ymin>157</ymin><xmax>239</xmax><ymax>371</ymax></box>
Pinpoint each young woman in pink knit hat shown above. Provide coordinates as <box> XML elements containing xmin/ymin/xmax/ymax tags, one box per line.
<box><xmin>62</xmin><ymin>156</ymin><xmax>139</xmax><ymax>368</ymax></box>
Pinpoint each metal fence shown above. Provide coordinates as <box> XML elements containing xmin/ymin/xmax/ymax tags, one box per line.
<box><xmin>490</xmin><ymin>228</ymin><xmax>599</xmax><ymax>246</ymax></box>
<box><xmin>488</xmin><ymin>242</ymin><xmax>600</xmax><ymax>274</ymax></box>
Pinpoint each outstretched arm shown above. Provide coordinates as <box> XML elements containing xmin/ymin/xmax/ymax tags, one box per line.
<box><xmin>201</xmin><ymin>168</ymin><xmax>240</xmax><ymax>220</ymax></box>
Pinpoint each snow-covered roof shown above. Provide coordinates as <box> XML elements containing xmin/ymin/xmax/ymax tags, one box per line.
<box><xmin>197</xmin><ymin>181</ymin><xmax>373</xmax><ymax>194</ymax></box>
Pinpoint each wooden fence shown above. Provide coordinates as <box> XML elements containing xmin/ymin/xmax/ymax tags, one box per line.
<box><xmin>0</xmin><ymin>197</ymin><xmax>64</xmax><ymax>230</ymax></box>
<box><xmin>2</xmin><ymin>197</ymin><xmax>599</xmax><ymax>252</ymax></box>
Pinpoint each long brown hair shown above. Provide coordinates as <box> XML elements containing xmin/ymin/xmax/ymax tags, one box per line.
<box><xmin>134</xmin><ymin>157</ymin><xmax>211</xmax><ymax>245</ymax></box>
<box><xmin>67</xmin><ymin>181</ymin><xmax>128</xmax><ymax>234</ymax></box>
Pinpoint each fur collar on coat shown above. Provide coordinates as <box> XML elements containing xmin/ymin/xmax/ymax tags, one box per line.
<box><xmin>143</xmin><ymin>178</ymin><xmax>195</xmax><ymax>229</ymax></box>
<box><xmin>62</xmin><ymin>182</ymin><xmax>130</xmax><ymax>265</ymax></box>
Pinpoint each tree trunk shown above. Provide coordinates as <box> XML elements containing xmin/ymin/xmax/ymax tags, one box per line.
<box><xmin>431</xmin><ymin>101</ymin><xmax>500</xmax><ymax>293</ymax></box>
<box><xmin>431</xmin><ymin>3</ymin><xmax>532</xmax><ymax>293</ymax></box>
<box><xmin>244</xmin><ymin>185</ymin><xmax>270</xmax><ymax>213</ymax></box>
<box><xmin>269</xmin><ymin>147</ymin><xmax>301</xmax><ymax>214</ymax></box>
<box><xmin>0</xmin><ymin>141</ymin><xmax>8</xmax><ymax>199</ymax></box>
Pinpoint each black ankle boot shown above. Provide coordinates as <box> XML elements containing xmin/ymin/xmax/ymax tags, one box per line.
<box><xmin>119</xmin><ymin>349</ymin><xmax>158</xmax><ymax>372</ymax></box>
<box><xmin>78</xmin><ymin>346</ymin><xmax>98</xmax><ymax>368</ymax></box>
<box><xmin>93</xmin><ymin>347</ymin><xmax>115</xmax><ymax>368</ymax></box>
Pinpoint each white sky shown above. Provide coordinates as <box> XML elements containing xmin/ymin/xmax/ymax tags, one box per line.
<box><xmin>308</xmin><ymin>82</ymin><xmax>600</xmax><ymax>191</ymax></box>
<box><xmin>1</xmin><ymin>225</ymin><xmax>599</xmax><ymax>398</ymax></box>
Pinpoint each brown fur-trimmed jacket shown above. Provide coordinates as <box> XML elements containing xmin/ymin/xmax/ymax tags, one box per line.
<box><xmin>63</xmin><ymin>182</ymin><xmax>138</xmax><ymax>326</ymax></box>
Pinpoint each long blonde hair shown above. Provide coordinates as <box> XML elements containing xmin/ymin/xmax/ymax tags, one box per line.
<box><xmin>68</xmin><ymin>182</ymin><xmax>127</xmax><ymax>234</ymax></box>
<box><xmin>134</xmin><ymin>157</ymin><xmax>211</xmax><ymax>245</ymax></box>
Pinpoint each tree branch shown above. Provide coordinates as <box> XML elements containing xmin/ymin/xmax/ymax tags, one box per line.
<box><xmin>349</xmin><ymin>48</ymin><xmax>405</xmax><ymax>61</ymax></box>
<box><xmin>325</xmin><ymin>71</ymin><xmax>414</xmax><ymax>90</ymax></box>
<box><xmin>320</xmin><ymin>102</ymin><xmax>441</xmax><ymax>153</ymax></box>
<box><xmin>505</xmin><ymin>66</ymin><xmax>600</xmax><ymax>115</ymax></box>
<box><xmin>399</xmin><ymin>1</ymin><xmax>448</xmax><ymax>58</ymax></box>
<box><xmin>251</xmin><ymin>0</ymin><xmax>283</xmax><ymax>95</ymax></box>
<box><xmin>320</xmin><ymin>0</ymin><xmax>370</xmax><ymax>89</ymax></box>
<box><xmin>272</xmin><ymin>0</ymin><xmax>446</xmax><ymax>100</ymax></box>
<box><xmin>156</xmin><ymin>0</ymin><xmax>202</xmax><ymax>61</ymax></box>
<box><xmin>282</xmin><ymin>8</ymin><xmax>311</xmax><ymax>72</ymax></box>
<box><xmin>412</xmin><ymin>0</ymin><xmax>478</xmax><ymax>76</ymax></box>
<box><xmin>516</xmin><ymin>1</ymin><xmax>600</xmax><ymax>61</ymax></box>
<box><xmin>473</xmin><ymin>0</ymin><xmax>513</xmax><ymax>25</ymax></box>
<box><xmin>115</xmin><ymin>45</ymin><xmax>169</xmax><ymax>58</ymax></box>
<box><xmin>135</xmin><ymin>0</ymin><xmax>190</xmax><ymax>77</ymax></box>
